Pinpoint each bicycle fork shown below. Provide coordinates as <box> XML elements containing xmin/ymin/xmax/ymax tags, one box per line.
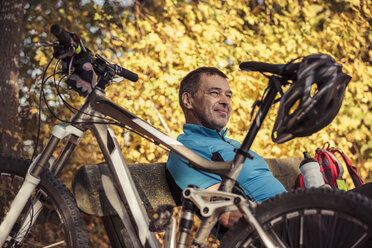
<box><xmin>0</xmin><ymin>124</ymin><xmax>83</xmax><ymax>246</ymax></box>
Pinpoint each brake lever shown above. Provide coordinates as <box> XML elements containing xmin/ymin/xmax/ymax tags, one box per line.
<box><xmin>34</xmin><ymin>41</ymin><xmax>54</xmax><ymax>47</ymax></box>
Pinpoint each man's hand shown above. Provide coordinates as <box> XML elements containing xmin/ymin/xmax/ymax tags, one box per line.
<box><xmin>219</xmin><ymin>210</ymin><xmax>243</xmax><ymax>228</ymax></box>
<box><xmin>207</xmin><ymin>183</ymin><xmax>243</xmax><ymax>228</ymax></box>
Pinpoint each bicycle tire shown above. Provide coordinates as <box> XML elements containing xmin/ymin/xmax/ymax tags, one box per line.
<box><xmin>220</xmin><ymin>188</ymin><xmax>372</xmax><ymax>248</ymax></box>
<box><xmin>0</xmin><ymin>155</ymin><xmax>89</xmax><ymax>248</ymax></box>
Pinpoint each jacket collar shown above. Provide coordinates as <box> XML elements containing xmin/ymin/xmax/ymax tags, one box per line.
<box><xmin>183</xmin><ymin>123</ymin><xmax>228</xmax><ymax>138</ymax></box>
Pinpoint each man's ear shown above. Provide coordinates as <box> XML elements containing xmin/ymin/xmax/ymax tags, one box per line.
<box><xmin>182</xmin><ymin>92</ymin><xmax>193</xmax><ymax>109</ymax></box>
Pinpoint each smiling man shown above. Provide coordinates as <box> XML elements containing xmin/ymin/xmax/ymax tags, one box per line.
<box><xmin>166</xmin><ymin>67</ymin><xmax>286</xmax><ymax>229</ymax></box>
<box><xmin>181</xmin><ymin>71</ymin><xmax>232</xmax><ymax>131</ymax></box>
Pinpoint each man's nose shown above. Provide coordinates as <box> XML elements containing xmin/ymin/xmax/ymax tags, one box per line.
<box><xmin>218</xmin><ymin>94</ymin><xmax>230</xmax><ymax>105</ymax></box>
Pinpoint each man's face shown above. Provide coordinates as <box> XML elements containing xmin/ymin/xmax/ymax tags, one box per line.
<box><xmin>189</xmin><ymin>74</ymin><xmax>232</xmax><ymax>131</ymax></box>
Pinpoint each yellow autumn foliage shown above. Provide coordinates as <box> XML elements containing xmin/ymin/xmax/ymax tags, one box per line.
<box><xmin>26</xmin><ymin>0</ymin><xmax>371</xmax><ymax>189</ymax></box>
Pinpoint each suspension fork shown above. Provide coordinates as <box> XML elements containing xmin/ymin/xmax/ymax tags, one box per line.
<box><xmin>177</xmin><ymin>197</ymin><xmax>197</xmax><ymax>248</ymax></box>
<box><xmin>0</xmin><ymin>124</ymin><xmax>83</xmax><ymax>246</ymax></box>
<box><xmin>50</xmin><ymin>129</ymin><xmax>82</xmax><ymax>176</ymax></box>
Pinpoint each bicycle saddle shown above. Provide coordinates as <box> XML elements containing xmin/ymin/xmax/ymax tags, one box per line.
<box><xmin>239</xmin><ymin>60</ymin><xmax>300</xmax><ymax>77</ymax></box>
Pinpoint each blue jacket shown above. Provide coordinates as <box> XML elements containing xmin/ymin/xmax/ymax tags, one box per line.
<box><xmin>166</xmin><ymin>124</ymin><xmax>286</xmax><ymax>202</ymax></box>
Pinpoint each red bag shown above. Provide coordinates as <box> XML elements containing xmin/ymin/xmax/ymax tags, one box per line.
<box><xmin>294</xmin><ymin>142</ymin><xmax>364</xmax><ymax>190</ymax></box>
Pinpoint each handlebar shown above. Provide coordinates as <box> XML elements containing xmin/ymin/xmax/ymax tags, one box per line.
<box><xmin>115</xmin><ymin>64</ymin><xmax>139</xmax><ymax>82</ymax></box>
<box><xmin>94</xmin><ymin>55</ymin><xmax>138</xmax><ymax>82</ymax></box>
<box><xmin>50</xmin><ymin>24</ymin><xmax>138</xmax><ymax>85</ymax></box>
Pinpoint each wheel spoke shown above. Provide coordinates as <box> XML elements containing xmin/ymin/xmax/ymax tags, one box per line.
<box><xmin>319</xmin><ymin>212</ymin><xmax>322</xmax><ymax>248</ymax></box>
<box><xmin>350</xmin><ymin>233</ymin><xmax>369</xmax><ymax>248</ymax></box>
<box><xmin>327</xmin><ymin>211</ymin><xmax>338</xmax><ymax>248</ymax></box>
<box><xmin>285</xmin><ymin>216</ymin><xmax>293</xmax><ymax>247</ymax></box>
<box><xmin>43</xmin><ymin>240</ymin><xmax>66</xmax><ymax>248</ymax></box>
<box><xmin>286</xmin><ymin>211</ymin><xmax>300</xmax><ymax>248</ymax></box>
<box><xmin>299</xmin><ymin>214</ymin><xmax>304</xmax><ymax>248</ymax></box>
<box><xmin>266</xmin><ymin>222</ymin><xmax>288</xmax><ymax>248</ymax></box>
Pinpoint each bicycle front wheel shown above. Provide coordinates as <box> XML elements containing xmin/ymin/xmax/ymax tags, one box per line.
<box><xmin>221</xmin><ymin>188</ymin><xmax>372</xmax><ymax>248</ymax></box>
<box><xmin>0</xmin><ymin>155</ymin><xmax>89</xmax><ymax>248</ymax></box>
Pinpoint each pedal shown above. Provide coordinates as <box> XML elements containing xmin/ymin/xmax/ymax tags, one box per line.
<box><xmin>149</xmin><ymin>204</ymin><xmax>174</xmax><ymax>232</ymax></box>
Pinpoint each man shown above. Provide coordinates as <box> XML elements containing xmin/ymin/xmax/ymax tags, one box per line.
<box><xmin>166</xmin><ymin>67</ymin><xmax>286</xmax><ymax>228</ymax></box>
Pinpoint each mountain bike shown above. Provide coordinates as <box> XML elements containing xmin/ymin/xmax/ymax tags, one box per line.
<box><xmin>0</xmin><ymin>24</ymin><xmax>371</xmax><ymax>248</ymax></box>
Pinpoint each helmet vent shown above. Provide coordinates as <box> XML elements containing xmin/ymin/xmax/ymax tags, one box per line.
<box><xmin>310</xmin><ymin>83</ymin><xmax>318</xmax><ymax>97</ymax></box>
<box><xmin>289</xmin><ymin>99</ymin><xmax>300</xmax><ymax>115</ymax></box>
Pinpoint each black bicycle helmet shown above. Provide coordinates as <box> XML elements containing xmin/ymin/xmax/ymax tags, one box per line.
<box><xmin>272</xmin><ymin>54</ymin><xmax>351</xmax><ymax>144</ymax></box>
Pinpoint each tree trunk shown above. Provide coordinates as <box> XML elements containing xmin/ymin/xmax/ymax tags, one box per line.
<box><xmin>0</xmin><ymin>0</ymin><xmax>24</xmax><ymax>155</ymax></box>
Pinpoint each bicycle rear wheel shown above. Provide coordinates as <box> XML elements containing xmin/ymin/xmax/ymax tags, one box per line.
<box><xmin>220</xmin><ymin>188</ymin><xmax>372</xmax><ymax>248</ymax></box>
<box><xmin>0</xmin><ymin>155</ymin><xmax>89</xmax><ymax>248</ymax></box>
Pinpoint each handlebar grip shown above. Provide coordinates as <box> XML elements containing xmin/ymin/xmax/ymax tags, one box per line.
<box><xmin>115</xmin><ymin>66</ymin><xmax>138</xmax><ymax>82</ymax></box>
<box><xmin>50</xmin><ymin>24</ymin><xmax>71</xmax><ymax>46</ymax></box>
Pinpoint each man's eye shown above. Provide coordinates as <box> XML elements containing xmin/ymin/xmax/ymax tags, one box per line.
<box><xmin>226</xmin><ymin>94</ymin><xmax>232</xmax><ymax>99</ymax></box>
<box><xmin>210</xmin><ymin>91</ymin><xmax>219</xmax><ymax>96</ymax></box>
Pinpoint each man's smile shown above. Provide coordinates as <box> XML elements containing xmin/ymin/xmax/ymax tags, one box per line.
<box><xmin>214</xmin><ymin>108</ymin><xmax>229</xmax><ymax>116</ymax></box>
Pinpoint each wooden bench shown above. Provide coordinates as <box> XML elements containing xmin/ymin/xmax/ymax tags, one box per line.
<box><xmin>72</xmin><ymin>157</ymin><xmax>302</xmax><ymax>216</ymax></box>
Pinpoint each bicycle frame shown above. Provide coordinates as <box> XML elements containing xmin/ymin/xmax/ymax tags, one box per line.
<box><xmin>0</xmin><ymin>75</ymin><xmax>283</xmax><ymax>248</ymax></box>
